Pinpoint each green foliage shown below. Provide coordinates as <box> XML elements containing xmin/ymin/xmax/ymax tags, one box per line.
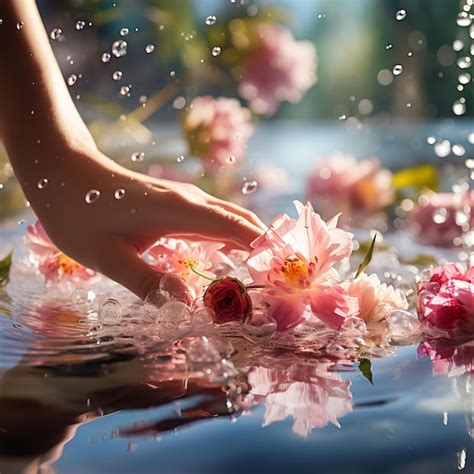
<box><xmin>0</xmin><ymin>251</ymin><xmax>12</xmax><ymax>288</ymax></box>
<box><xmin>358</xmin><ymin>358</ymin><xmax>374</xmax><ymax>385</ymax></box>
<box><xmin>355</xmin><ymin>234</ymin><xmax>377</xmax><ymax>279</ymax></box>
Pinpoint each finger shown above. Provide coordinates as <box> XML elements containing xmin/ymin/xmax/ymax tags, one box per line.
<box><xmin>163</xmin><ymin>233</ymin><xmax>250</xmax><ymax>252</ymax></box>
<box><xmin>208</xmin><ymin>198</ymin><xmax>267</xmax><ymax>231</ymax></box>
<box><xmin>95</xmin><ymin>240</ymin><xmax>192</xmax><ymax>301</ymax></box>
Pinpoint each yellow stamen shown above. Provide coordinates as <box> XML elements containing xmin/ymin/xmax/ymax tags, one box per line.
<box><xmin>281</xmin><ymin>257</ymin><xmax>309</xmax><ymax>284</ymax></box>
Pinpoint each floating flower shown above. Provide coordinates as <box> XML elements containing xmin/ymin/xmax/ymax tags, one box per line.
<box><xmin>243</xmin><ymin>362</ymin><xmax>352</xmax><ymax>437</ymax></box>
<box><xmin>182</xmin><ymin>96</ymin><xmax>253</xmax><ymax>173</ymax></box>
<box><xmin>417</xmin><ymin>263</ymin><xmax>474</xmax><ymax>331</ymax></box>
<box><xmin>247</xmin><ymin>201</ymin><xmax>357</xmax><ymax>331</ymax></box>
<box><xmin>409</xmin><ymin>192</ymin><xmax>474</xmax><ymax>247</ymax></box>
<box><xmin>148</xmin><ymin>238</ymin><xmax>232</xmax><ymax>296</ymax></box>
<box><xmin>237</xmin><ymin>23</ymin><xmax>317</xmax><ymax>116</ymax></box>
<box><xmin>203</xmin><ymin>277</ymin><xmax>252</xmax><ymax>324</ymax></box>
<box><xmin>307</xmin><ymin>155</ymin><xmax>393</xmax><ymax>222</ymax></box>
<box><xmin>25</xmin><ymin>221</ymin><xmax>96</xmax><ymax>284</ymax></box>
<box><xmin>345</xmin><ymin>273</ymin><xmax>407</xmax><ymax>324</ymax></box>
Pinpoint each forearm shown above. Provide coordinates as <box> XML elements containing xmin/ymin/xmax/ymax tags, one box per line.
<box><xmin>0</xmin><ymin>0</ymin><xmax>96</xmax><ymax>185</ymax></box>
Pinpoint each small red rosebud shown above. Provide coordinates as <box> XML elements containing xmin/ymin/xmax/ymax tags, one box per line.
<box><xmin>203</xmin><ymin>277</ymin><xmax>252</xmax><ymax>324</ymax></box>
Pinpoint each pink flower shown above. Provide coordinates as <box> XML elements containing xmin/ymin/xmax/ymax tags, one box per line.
<box><xmin>182</xmin><ymin>96</ymin><xmax>253</xmax><ymax>173</ymax></box>
<box><xmin>409</xmin><ymin>192</ymin><xmax>474</xmax><ymax>247</ymax></box>
<box><xmin>243</xmin><ymin>363</ymin><xmax>352</xmax><ymax>437</ymax></box>
<box><xmin>417</xmin><ymin>263</ymin><xmax>474</xmax><ymax>331</ymax></box>
<box><xmin>345</xmin><ymin>273</ymin><xmax>407</xmax><ymax>324</ymax></box>
<box><xmin>247</xmin><ymin>201</ymin><xmax>358</xmax><ymax>331</ymax></box>
<box><xmin>148</xmin><ymin>238</ymin><xmax>232</xmax><ymax>296</ymax></box>
<box><xmin>25</xmin><ymin>221</ymin><xmax>97</xmax><ymax>284</ymax></box>
<box><xmin>307</xmin><ymin>154</ymin><xmax>393</xmax><ymax>222</ymax></box>
<box><xmin>238</xmin><ymin>23</ymin><xmax>317</xmax><ymax>116</ymax></box>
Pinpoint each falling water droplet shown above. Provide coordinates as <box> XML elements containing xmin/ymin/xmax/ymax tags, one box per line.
<box><xmin>114</xmin><ymin>188</ymin><xmax>126</xmax><ymax>199</ymax></box>
<box><xmin>457</xmin><ymin>12</ymin><xmax>472</xmax><ymax>27</ymax></box>
<box><xmin>145</xmin><ymin>44</ymin><xmax>155</xmax><ymax>54</ymax></box>
<box><xmin>242</xmin><ymin>180</ymin><xmax>258</xmax><ymax>195</ymax></box>
<box><xmin>458</xmin><ymin>72</ymin><xmax>471</xmax><ymax>84</ymax></box>
<box><xmin>457</xmin><ymin>449</ymin><xmax>466</xmax><ymax>470</ymax></box>
<box><xmin>170</xmin><ymin>70</ymin><xmax>176</xmax><ymax>77</ymax></box>
<box><xmin>67</xmin><ymin>74</ymin><xmax>77</xmax><ymax>86</ymax></box>
<box><xmin>395</xmin><ymin>9</ymin><xmax>407</xmax><ymax>21</ymax></box>
<box><xmin>50</xmin><ymin>28</ymin><xmax>63</xmax><ymax>40</ymax></box>
<box><xmin>112</xmin><ymin>70</ymin><xmax>122</xmax><ymax>80</ymax></box>
<box><xmin>112</xmin><ymin>40</ymin><xmax>128</xmax><ymax>57</ymax></box>
<box><xmin>427</xmin><ymin>136</ymin><xmax>436</xmax><ymax>144</ymax></box>
<box><xmin>101</xmin><ymin>52</ymin><xmax>111</xmax><ymax>63</ymax></box>
<box><xmin>120</xmin><ymin>27</ymin><xmax>129</xmax><ymax>36</ymax></box>
<box><xmin>452</xmin><ymin>144</ymin><xmax>465</xmax><ymax>156</ymax></box>
<box><xmin>433</xmin><ymin>207</ymin><xmax>448</xmax><ymax>224</ymax></box>
<box><xmin>211</xmin><ymin>46</ymin><xmax>221</xmax><ymax>56</ymax></box>
<box><xmin>457</xmin><ymin>56</ymin><xmax>471</xmax><ymax>69</ymax></box>
<box><xmin>85</xmin><ymin>189</ymin><xmax>101</xmax><ymax>204</ymax></box>
<box><xmin>131</xmin><ymin>151</ymin><xmax>145</xmax><ymax>162</ymax></box>
<box><xmin>442</xmin><ymin>411</ymin><xmax>448</xmax><ymax>426</ymax></box>
<box><xmin>37</xmin><ymin>178</ymin><xmax>48</xmax><ymax>189</ymax></box>
<box><xmin>392</xmin><ymin>64</ymin><xmax>403</xmax><ymax>75</ymax></box>
<box><xmin>16</xmin><ymin>21</ymin><xmax>24</xmax><ymax>30</ymax></box>
<box><xmin>453</xmin><ymin>39</ymin><xmax>464</xmax><ymax>51</ymax></box>
<box><xmin>176</xmin><ymin>155</ymin><xmax>184</xmax><ymax>163</ymax></box>
<box><xmin>205</xmin><ymin>15</ymin><xmax>217</xmax><ymax>25</ymax></box>
<box><xmin>75</xmin><ymin>20</ymin><xmax>86</xmax><ymax>30</ymax></box>
<box><xmin>434</xmin><ymin>140</ymin><xmax>451</xmax><ymax>157</ymax></box>
<box><xmin>453</xmin><ymin>100</ymin><xmax>466</xmax><ymax>115</ymax></box>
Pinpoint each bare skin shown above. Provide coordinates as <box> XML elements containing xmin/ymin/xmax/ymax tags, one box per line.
<box><xmin>0</xmin><ymin>0</ymin><xmax>266</xmax><ymax>299</ymax></box>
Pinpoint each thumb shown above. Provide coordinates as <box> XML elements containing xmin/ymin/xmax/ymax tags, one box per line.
<box><xmin>96</xmin><ymin>240</ymin><xmax>193</xmax><ymax>302</ymax></box>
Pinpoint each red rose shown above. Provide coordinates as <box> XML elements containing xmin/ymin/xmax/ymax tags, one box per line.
<box><xmin>203</xmin><ymin>277</ymin><xmax>252</xmax><ymax>324</ymax></box>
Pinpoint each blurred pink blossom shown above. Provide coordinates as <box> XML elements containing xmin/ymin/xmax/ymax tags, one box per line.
<box><xmin>307</xmin><ymin>154</ymin><xmax>393</xmax><ymax>222</ymax></box>
<box><xmin>183</xmin><ymin>96</ymin><xmax>253</xmax><ymax>173</ymax></box>
<box><xmin>247</xmin><ymin>201</ymin><xmax>357</xmax><ymax>331</ymax></box>
<box><xmin>239</xmin><ymin>23</ymin><xmax>317</xmax><ymax>116</ymax></box>
<box><xmin>148</xmin><ymin>238</ymin><xmax>232</xmax><ymax>296</ymax></box>
<box><xmin>409</xmin><ymin>192</ymin><xmax>474</xmax><ymax>247</ymax></box>
<box><xmin>25</xmin><ymin>221</ymin><xmax>97</xmax><ymax>284</ymax></box>
<box><xmin>417</xmin><ymin>263</ymin><xmax>474</xmax><ymax>331</ymax></box>
<box><xmin>244</xmin><ymin>363</ymin><xmax>352</xmax><ymax>437</ymax></box>
<box><xmin>345</xmin><ymin>273</ymin><xmax>407</xmax><ymax>324</ymax></box>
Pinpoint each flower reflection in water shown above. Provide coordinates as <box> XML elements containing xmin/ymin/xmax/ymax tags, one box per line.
<box><xmin>244</xmin><ymin>361</ymin><xmax>353</xmax><ymax>437</ymax></box>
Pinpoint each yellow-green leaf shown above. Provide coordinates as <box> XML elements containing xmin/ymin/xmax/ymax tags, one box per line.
<box><xmin>355</xmin><ymin>234</ymin><xmax>377</xmax><ymax>279</ymax></box>
<box><xmin>0</xmin><ymin>251</ymin><xmax>13</xmax><ymax>288</ymax></box>
<box><xmin>358</xmin><ymin>358</ymin><xmax>373</xmax><ymax>385</ymax></box>
<box><xmin>392</xmin><ymin>164</ymin><xmax>439</xmax><ymax>192</ymax></box>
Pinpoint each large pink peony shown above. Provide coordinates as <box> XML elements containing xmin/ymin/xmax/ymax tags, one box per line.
<box><xmin>345</xmin><ymin>273</ymin><xmax>407</xmax><ymax>324</ymax></box>
<box><xmin>238</xmin><ymin>23</ymin><xmax>317</xmax><ymax>116</ymax></box>
<box><xmin>307</xmin><ymin>154</ymin><xmax>393</xmax><ymax>222</ymax></box>
<box><xmin>25</xmin><ymin>221</ymin><xmax>97</xmax><ymax>284</ymax></box>
<box><xmin>417</xmin><ymin>263</ymin><xmax>474</xmax><ymax>331</ymax></box>
<box><xmin>182</xmin><ymin>96</ymin><xmax>253</xmax><ymax>173</ymax></box>
<box><xmin>247</xmin><ymin>201</ymin><xmax>358</xmax><ymax>331</ymax></box>
<box><xmin>409</xmin><ymin>192</ymin><xmax>474</xmax><ymax>247</ymax></box>
<box><xmin>148</xmin><ymin>238</ymin><xmax>232</xmax><ymax>296</ymax></box>
<box><xmin>243</xmin><ymin>362</ymin><xmax>352</xmax><ymax>437</ymax></box>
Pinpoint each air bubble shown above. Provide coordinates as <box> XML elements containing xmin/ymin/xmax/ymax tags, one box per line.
<box><xmin>67</xmin><ymin>74</ymin><xmax>77</xmax><ymax>86</ymax></box>
<box><xmin>75</xmin><ymin>20</ymin><xmax>86</xmax><ymax>30</ymax></box>
<box><xmin>176</xmin><ymin>155</ymin><xmax>184</xmax><ymax>163</ymax></box>
<box><xmin>205</xmin><ymin>15</ymin><xmax>217</xmax><ymax>25</ymax></box>
<box><xmin>112</xmin><ymin>70</ymin><xmax>122</xmax><ymax>80</ymax></box>
<box><xmin>120</xmin><ymin>27</ymin><xmax>129</xmax><ymax>36</ymax></box>
<box><xmin>453</xmin><ymin>100</ymin><xmax>466</xmax><ymax>116</ymax></box>
<box><xmin>242</xmin><ymin>180</ymin><xmax>258</xmax><ymax>194</ymax></box>
<box><xmin>101</xmin><ymin>52</ymin><xmax>111</xmax><ymax>63</ymax></box>
<box><xmin>434</xmin><ymin>140</ymin><xmax>451</xmax><ymax>158</ymax></box>
<box><xmin>144</xmin><ymin>290</ymin><xmax>169</xmax><ymax>322</ymax></box>
<box><xmin>457</xmin><ymin>12</ymin><xmax>472</xmax><ymax>27</ymax></box>
<box><xmin>50</xmin><ymin>28</ymin><xmax>63</xmax><ymax>40</ymax></box>
<box><xmin>155</xmin><ymin>301</ymin><xmax>192</xmax><ymax>332</ymax></box>
<box><xmin>85</xmin><ymin>189</ymin><xmax>101</xmax><ymax>204</ymax></box>
<box><xmin>457</xmin><ymin>57</ymin><xmax>471</xmax><ymax>69</ymax></box>
<box><xmin>112</xmin><ymin>40</ymin><xmax>128</xmax><ymax>57</ymax></box>
<box><xmin>98</xmin><ymin>298</ymin><xmax>122</xmax><ymax>325</ymax></box>
<box><xmin>131</xmin><ymin>151</ymin><xmax>145</xmax><ymax>162</ymax></box>
<box><xmin>392</xmin><ymin>64</ymin><xmax>403</xmax><ymax>75</ymax></box>
<box><xmin>395</xmin><ymin>9</ymin><xmax>406</xmax><ymax>21</ymax></box>
<box><xmin>241</xmin><ymin>311</ymin><xmax>277</xmax><ymax>341</ymax></box>
<box><xmin>37</xmin><ymin>178</ymin><xmax>48</xmax><ymax>189</ymax></box>
<box><xmin>211</xmin><ymin>46</ymin><xmax>221</xmax><ymax>56</ymax></box>
<box><xmin>16</xmin><ymin>21</ymin><xmax>24</xmax><ymax>30</ymax></box>
<box><xmin>388</xmin><ymin>309</ymin><xmax>420</xmax><ymax>342</ymax></box>
<box><xmin>114</xmin><ymin>188</ymin><xmax>126</xmax><ymax>199</ymax></box>
<box><xmin>145</xmin><ymin>44</ymin><xmax>155</xmax><ymax>54</ymax></box>
<box><xmin>120</xmin><ymin>85</ymin><xmax>130</xmax><ymax>96</ymax></box>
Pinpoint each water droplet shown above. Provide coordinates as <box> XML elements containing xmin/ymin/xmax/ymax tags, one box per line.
<box><xmin>172</xmin><ymin>96</ymin><xmax>186</xmax><ymax>109</ymax></box>
<box><xmin>340</xmin><ymin>316</ymin><xmax>367</xmax><ymax>336</ymax></box>
<box><xmin>427</xmin><ymin>136</ymin><xmax>436</xmax><ymax>144</ymax></box>
<box><xmin>112</xmin><ymin>70</ymin><xmax>122</xmax><ymax>80</ymax></box>
<box><xmin>155</xmin><ymin>300</ymin><xmax>192</xmax><ymax>331</ymax></box>
<box><xmin>114</xmin><ymin>188</ymin><xmax>125</xmax><ymax>199</ymax></box>
<box><xmin>469</xmin><ymin>133</ymin><xmax>474</xmax><ymax>144</ymax></box>
<box><xmin>434</xmin><ymin>140</ymin><xmax>451</xmax><ymax>158</ymax></box>
<box><xmin>176</xmin><ymin>155</ymin><xmax>184</xmax><ymax>163</ymax></box>
<box><xmin>241</xmin><ymin>311</ymin><xmax>277</xmax><ymax>341</ymax></box>
<box><xmin>75</xmin><ymin>20</ymin><xmax>86</xmax><ymax>30</ymax></box>
<box><xmin>145</xmin><ymin>44</ymin><xmax>155</xmax><ymax>54</ymax></box>
<box><xmin>170</xmin><ymin>70</ymin><xmax>176</xmax><ymax>77</ymax></box>
<box><xmin>131</xmin><ymin>151</ymin><xmax>145</xmax><ymax>162</ymax></box>
<box><xmin>453</xmin><ymin>39</ymin><xmax>464</xmax><ymax>51</ymax></box>
<box><xmin>385</xmin><ymin>43</ymin><xmax>393</xmax><ymax>50</ymax></box>
<box><xmin>241</xmin><ymin>180</ymin><xmax>258</xmax><ymax>194</ymax></box>
<box><xmin>17</xmin><ymin>219</ymin><xmax>25</xmax><ymax>225</ymax></box>
<box><xmin>433</xmin><ymin>207</ymin><xmax>448</xmax><ymax>224</ymax></box>
<box><xmin>37</xmin><ymin>178</ymin><xmax>48</xmax><ymax>189</ymax></box>
<box><xmin>388</xmin><ymin>310</ymin><xmax>420</xmax><ymax>342</ymax></box>
<box><xmin>205</xmin><ymin>15</ymin><xmax>217</xmax><ymax>25</ymax></box>
<box><xmin>457</xmin><ymin>449</ymin><xmax>466</xmax><ymax>470</ymax></box>
<box><xmin>211</xmin><ymin>46</ymin><xmax>221</xmax><ymax>56</ymax></box>
<box><xmin>120</xmin><ymin>27</ymin><xmax>129</xmax><ymax>36</ymax></box>
<box><xmin>453</xmin><ymin>100</ymin><xmax>466</xmax><ymax>116</ymax></box>
<box><xmin>144</xmin><ymin>290</ymin><xmax>169</xmax><ymax>322</ymax></box>
<box><xmin>139</xmin><ymin>95</ymin><xmax>147</xmax><ymax>104</ymax></box>
<box><xmin>457</xmin><ymin>11</ymin><xmax>472</xmax><ymax>27</ymax></box>
<box><xmin>85</xmin><ymin>189</ymin><xmax>100</xmax><ymax>204</ymax></box>
<box><xmin>50</xmin><ymin>27</ymin><xmax>63</xmax><ymax>40</ymax></box>
<box><xmin>67</xmin><ymin>74</ymin><xmax>77</xmax><ymax>86</ymax></box>
<box><xmin>458</xmin><ymin>72</ymin><xmax>471</xmax><ymax>84</ymax></box>
<box><xmin>71</xmin><ymin>287</ymin><xmax>94</xmax><ymax>308</ymax></box>
<box><xmin>112</xmin><ymin>39</ymin><xmax>128</xmax><ymax>57</ymax></box>
<box><xmin>452</xmin><ymin>144</ymin><xmax>465</xmax><ymax>156</ymax></box>
<box><xmin>191</xmin><ymin>307</ymin><xmax>214</xmax><ymax>332</ymax></box>
<box><xmin>395</xmin><ymin>9</ymin><xmax>406</xmax><ymax>21</ymax></box>
<box><xmin>98</xmin><ymin>298</ymin><xmax>122</xmax><ymax>324</ymax></box>
<box><xmin>457</xmin><ymin>56</ymin><xmax>471</xmax><ymax>69</ymax></box>
<box><xmin>101</xmin><ymin>52</ymin><xmax>111</xmax><ymax>63</ymax></box>
<box><xmin>16</xmin><ymin>21</ymin><xmax>24</xmax><ymax>30</ymax></box>
<box><xmin>120</xmin><ymin>85</ymin><xmax>130</xmax><ymax>96</ymax></box>
<box><xmin>392</xmin><ymin>64</ymin><xmax>403</xmax><ymax>75</ymax></box>
<box><xmin>159</xmin><ymin>273</ymin><xmax>194</xmax><ymax>303</ymax></box>
<box><xmin>442</xmin><ymin>411</ymin><xmax>448</xmax><ymax>426</ymax></box>
<box><xmin>227</xmin><ymin>155</ymin><xmax>236</xmax><ymax>164</ymax></box>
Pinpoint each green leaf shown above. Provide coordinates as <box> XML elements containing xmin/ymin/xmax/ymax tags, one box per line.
<box><xmin>355</xmin><ymin>234</ymin><xmax>377</xmax><ymax>279</ymax></box>
<box><xmin>358</xmin><ymin>358</ymin><xmax>373</xmax><ymax>385</ymax></box>
<box><xmin>0</xmin><ymin>251</ymin><xmax>13</xmax><ymax>288</ymax></box>
<box><xmin>392</xmin><ymin>164</ymin><xmax>439</xmax><ymax>192</ymax></box>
